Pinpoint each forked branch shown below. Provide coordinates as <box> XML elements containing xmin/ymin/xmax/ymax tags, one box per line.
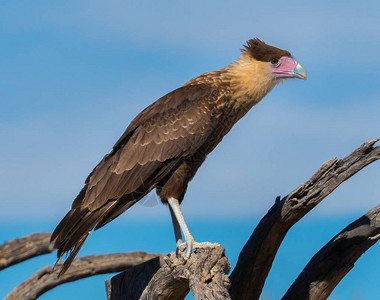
<box><xmin>229</xmin><ymin>139</ymin><xmax>380</xmax><ymax>300</ymax></box>
<box><xmin>105</xmin><ymin>139</ymin><xmax>379</xmax><ymax>300</ymax></box>
<box><xmin>2</xmin><ymin>140</ymin><xmax>379</xmax><ymax>300</ymax></box>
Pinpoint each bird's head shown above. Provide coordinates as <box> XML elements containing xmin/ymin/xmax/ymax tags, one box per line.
<box><xmin>243</xmin><ymin>38</ymin><xmax>307</xmax><ymax>81</ymax></box>
<box><xmin>227</xmin><ymin>38</ymin><xmax>306</xmax><ymax>104</ymax></box>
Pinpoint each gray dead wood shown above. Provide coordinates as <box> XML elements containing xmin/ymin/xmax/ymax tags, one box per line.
<box><xmin>106</xmin><ymin>255</ymin><xmax>188</xmax><ymax>300</ymax></box>
<box><xmin>3</xmin><ymin>140</ymin><xmax>379</xmax><ymax>300</ymax></box>
<box><xmin>5</xmin><ymin>252</ymin><xmax>160</xmax><ymax>300</ymax></box>
<box><xmin>283</xmin><ymin>203</ymin><xmax>380</xmax><ymax>300</ymax></box>
<box><xmin>0</xmin><ymin>232</ymin><xmax>54</xmax><ymax>271</ymax></box>
<box><xmin>106</xmin><ymin>245</ymin><xmax>231</xmax><ymax>300</ymax></box>
<box><xmin>229</xmin><ymin>139</ymin><xmax>380</xmax><ymax>300</ymax></box>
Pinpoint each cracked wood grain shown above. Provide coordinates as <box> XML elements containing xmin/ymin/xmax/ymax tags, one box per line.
<box><xmin>229</xmin><ymin>139</ymin><xmax>380</xmax><ymax>300</ymax></box>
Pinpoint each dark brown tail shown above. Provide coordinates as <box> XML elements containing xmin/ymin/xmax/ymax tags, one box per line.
<box><xmin>51</xmin><ymin>205</ymin><xmax>110</xmax><ymax>277</ymax></box>
<box><xmin>51</xmin><ymin>191</ymin><xmax>148</xmax><ymax>276</ymax></box>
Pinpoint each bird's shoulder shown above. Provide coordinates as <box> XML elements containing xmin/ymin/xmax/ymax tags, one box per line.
<box><xmin>112</xmin><ymin>83</ymin><xmax>224</xmax><ymax>153</ymax></box>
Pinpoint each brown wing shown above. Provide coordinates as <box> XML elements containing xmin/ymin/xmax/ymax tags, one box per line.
<box><xmin>51</xmin><ymin>84</ymin><xmax>224</xmax><ymax>275</ymax></box>
<box><xmin>79</xmin><ymin>84</ymin><xmax>222</xmax><ymax>210</ymax></box>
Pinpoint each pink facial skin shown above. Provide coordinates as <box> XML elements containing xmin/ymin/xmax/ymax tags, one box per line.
<box><xmin>272</xmin><ymin>56</ymin><xmax>307</xmax><ymax>80</ymax></box>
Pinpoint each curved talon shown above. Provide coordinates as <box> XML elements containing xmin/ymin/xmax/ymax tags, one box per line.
<box><xmin>177</xmin><ymin>241</ymin><xmax>187</xmax><ymax>252</ymax></box>
<box><xmin>176</xmin><ymin>241</ymin><xmax>191</xmax><ymax>259</ymax></box>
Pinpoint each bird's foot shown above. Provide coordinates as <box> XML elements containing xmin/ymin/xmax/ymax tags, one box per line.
<box><xmin>177</xmin><ymin>239</ymin><xmax>220</xmax><ymax>260</ymax></box>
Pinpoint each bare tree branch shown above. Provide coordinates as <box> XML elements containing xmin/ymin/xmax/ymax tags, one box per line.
<box><xmin>283</xmin><ymin>203</ymin><xmax>380</xmax><ymax>300</ymax></box>
<box><xmin>229</xmin><ymin>139</ymin><xmax>380</xmax><ymax>300</ymax></box>
<box><xmin>106</xmin><ymin>245</ymin><xmax>231</xmax><ymax>300</ymax></box>
<box><xmin>0</xmin><ymin>233</ymin><xmax>53</xmax><ymax>271</ymax></box>
<box><xmin>106</xmin><ymin>255</ymin><xmax>189</xmax><ymax>300</ymax></box>
<box><xmin>3</xmin><ymin>140</ymin><xmax>378</xmax><ymax>300</ymax></box>
<box><xmin>5</xmin><ymin>252</ymin><xmax>161</xmax><ymax>300</ymax></box>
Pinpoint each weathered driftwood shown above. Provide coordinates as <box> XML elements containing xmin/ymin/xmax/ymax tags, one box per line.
<box><xmin>2</xmin><ymin>140</ymin><xmax>379</xmax><ymax>300</ymax></box>
<box><xmin>106</xmin><ymin>255</ymin><xmax>189</xmax><ymax>300</ymax></box>
<box><xmin>229</xmin><ymin>139</ymin><xmax>380</xmax><ymax>300</ymax></box>
<box><xmin>106</xmin><ymin>245</ymin><xmax>231</xmax><ymax>300</ymax></box>
<box><xmin>104</xmin><ymin>140</ymin><xmax>379</xmax><ymax>299</ymax></box>
<box><xmin>283</xmin><ymin>203</ymin><xmax>380</xmax><ymax>300</ymax></box>
<box><xmin>0</xmin><ymin>233</ymin><xmax>54</xmax><ymax>271</ymax></box>
<box><xmin>5</xmin><ymin>252</ymin><xmax>160</xmax><ymax>300</ymax></box>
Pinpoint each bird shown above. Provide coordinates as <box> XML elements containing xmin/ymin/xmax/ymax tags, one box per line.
<box><xmin>51</xmin><ymin>38</ymin><xmax>306</xmax><ymax>276</ymax></box>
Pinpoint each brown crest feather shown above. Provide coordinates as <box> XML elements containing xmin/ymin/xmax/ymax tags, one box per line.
<box><xmin>243</xmin><ymin>38</ymin><xmax>291</xmax><ymax>62</ymax></box>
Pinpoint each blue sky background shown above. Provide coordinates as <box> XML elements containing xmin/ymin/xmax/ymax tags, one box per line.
<box><xmin>0</xmin><ymin>1</ymin><xmax>379</xmax><ymax>299</ymax></box>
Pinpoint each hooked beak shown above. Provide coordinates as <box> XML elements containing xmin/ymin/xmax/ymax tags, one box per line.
<box><xmin>272</xmin><ymin>56</ymin><xmax>307</xmax><ymax>80</ymax></box>
<box><xmin>292</xmin><ymin>63</ymin><xmax>307</xmax><ymax>80</ymax></box>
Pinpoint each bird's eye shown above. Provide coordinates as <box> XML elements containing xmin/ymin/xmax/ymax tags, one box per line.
<box><xmin>270</xmin><ymin>58</ymin><xmax>279</xmax><ymax>65</ymax></box>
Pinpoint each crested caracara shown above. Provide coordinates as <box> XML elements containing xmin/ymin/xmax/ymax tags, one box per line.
<box><xmin>51</xmin><ymin>38</ymin><xmax>306</xmax><ymax>276</ymax></box>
